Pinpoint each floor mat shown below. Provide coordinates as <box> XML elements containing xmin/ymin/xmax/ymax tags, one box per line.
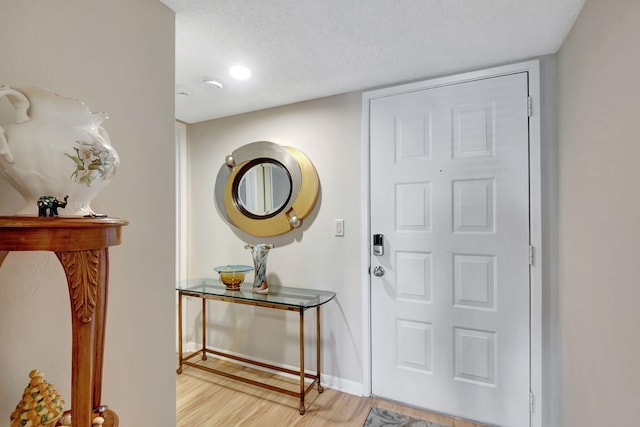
<box><xmin>363</xmin><ymin>406</ymin><xmax>447</xmax><ymax>427</ymax></box>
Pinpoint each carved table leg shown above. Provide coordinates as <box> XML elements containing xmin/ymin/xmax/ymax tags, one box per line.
<box><xmin>56</xmin><ymin>248</ymin><xmax>111</xmax><ymax>427</ymax></box>
<box><xmin>92</xmin><ymin>248</ymin><xmax>109</xmax><ymax>410</ymax></box>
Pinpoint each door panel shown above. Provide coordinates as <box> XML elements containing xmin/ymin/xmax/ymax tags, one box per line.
<box><xmin>370</xmin><ymin>73</ymin><xmax>530</xmax><ymax>427</ymax></box>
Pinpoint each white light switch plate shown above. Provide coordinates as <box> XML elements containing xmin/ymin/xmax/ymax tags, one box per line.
<box><xmin>335</xmin><ymin>219</ymin><xmax>344</xmax><ymax>236</ymax></box>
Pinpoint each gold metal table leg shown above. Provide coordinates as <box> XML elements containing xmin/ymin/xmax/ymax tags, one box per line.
<box><xmin>177</xmin><ymin>291</ymin><xmax>183</xmax><ymax>374</ymax></box>
<box><xmin>201</xmin><ymin>298</ymin><xmax>208</xmax><ymax>361</ymax></box>
<box><xmin>299</xmin><ymin>309</ymin><xmax>305</xmax><ymax>415</ymax></box>
<box><xmin>317</xmin><ymin>306</ymin><xmax>324</xmax><ymax>393</ymax></box>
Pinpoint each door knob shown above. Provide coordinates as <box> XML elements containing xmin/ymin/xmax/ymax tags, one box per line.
<box><xmin>373</xmin><ymin>266</ymin><xmax>385</xmax><ymax>277</ymax></box>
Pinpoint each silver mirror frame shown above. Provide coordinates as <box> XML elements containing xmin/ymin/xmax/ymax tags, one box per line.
<box><xmin>214</xmin><ymin>141</ymin><xmax>318</xmax><ymax>237</ymax></box>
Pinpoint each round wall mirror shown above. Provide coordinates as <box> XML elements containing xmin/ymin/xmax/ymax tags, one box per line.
<box><xmin>234</xmin><ymin>159</ymin><xmax>292</xmax><ymax>218</ymax></box>
<box><xmin>214</xmin><ymin>141</ymin><xmax>319</xmax><ymax>237</ymax></box>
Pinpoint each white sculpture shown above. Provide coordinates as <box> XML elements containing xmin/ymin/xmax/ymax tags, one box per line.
<box><xmin>0</xmin><ymin>85</ymin><xmax>119</xmax><ymax>216</ymax></box>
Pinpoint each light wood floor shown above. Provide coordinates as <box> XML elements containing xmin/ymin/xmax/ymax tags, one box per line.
<box><xmin>176</xmin><ymin>357</ymin><xmax>486</xmax><ymax>427</ymax></box>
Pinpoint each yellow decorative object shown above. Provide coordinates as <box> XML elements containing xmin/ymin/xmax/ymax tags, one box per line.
<box><xmin>288</xmin><ymin>146</ymin><xmax>320</xmax><ymax>221</ymax></box>
<box><xmin>9</xmin><ymin>370</ymin><xmax>65</xmax><ymax>427</ymax></box>
<box><xmin>213</xmin><ymin>265</ymin><xmax>253</xmax><ymax>290</ymax></box>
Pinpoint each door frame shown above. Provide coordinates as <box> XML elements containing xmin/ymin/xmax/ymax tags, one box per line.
<box><xmin>361</xmin><ymin>60</ymin><xmax>542</xmax><ymax>427</ymax></box>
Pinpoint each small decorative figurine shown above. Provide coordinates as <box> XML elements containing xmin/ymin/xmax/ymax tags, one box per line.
<box><xmin>37</xmin><ymin>195</ymin><xmax>68</xmax><ymax>217</ymax></box>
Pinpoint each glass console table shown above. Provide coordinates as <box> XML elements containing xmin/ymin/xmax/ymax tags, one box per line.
<box><xmin>176</xmin><ymin>279</ymin><xmax>336</xmax><ymax>415</ymax></box>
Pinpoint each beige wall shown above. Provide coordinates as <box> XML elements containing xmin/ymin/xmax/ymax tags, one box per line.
<box><xmin>558</xmin><ymin>0</ymin><xmax>640</xmax><ymax>425</ymax></box>
<box><xmin>0</xmin><ymin>1</ymin><xmax>176</xmax><ymax>424</ymax></box>
<box><xmin>187</xmin><ymin>93</ymin><xmax>365</xmax><ymax>389</ymax></box>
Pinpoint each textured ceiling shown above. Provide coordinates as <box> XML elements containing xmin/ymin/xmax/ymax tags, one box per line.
<box><xmin>160</xmin><ymin>0</ymin><xmax>585</xmax><ymax>124</ymax></box>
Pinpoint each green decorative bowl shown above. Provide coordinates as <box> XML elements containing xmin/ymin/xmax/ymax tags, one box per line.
<box><xmin>213</xmin><ymin>265</ymin><xmax>253</xmax><ymax>290</ymax></box>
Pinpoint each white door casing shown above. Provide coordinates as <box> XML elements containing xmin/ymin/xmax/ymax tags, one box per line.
<box><xmin>366</xmin><ymin>67</ymin><xmax>537</xmax><ymax>427</ymax></box>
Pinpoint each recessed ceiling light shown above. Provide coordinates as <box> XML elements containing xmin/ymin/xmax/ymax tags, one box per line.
<box><xmin>202</xmin><ymin>78</ymin><xmax>223</xmax><ymax>89</ymax></box>
<box><xmin>229</xmin><ymin>65</ymin><xmax>251</xmax><ymax>80</ymax></box>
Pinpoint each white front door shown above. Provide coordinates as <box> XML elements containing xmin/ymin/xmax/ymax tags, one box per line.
<box><xmin>370</xmin><ymin>72</ymin><xmax>531</xmax><ymax>426</ymax></box>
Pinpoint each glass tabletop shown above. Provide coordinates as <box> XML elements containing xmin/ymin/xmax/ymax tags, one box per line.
<box><xmin>177</xmin><ymin>278</ymin><xmax>336</xmax><ymax>309</ymax></box>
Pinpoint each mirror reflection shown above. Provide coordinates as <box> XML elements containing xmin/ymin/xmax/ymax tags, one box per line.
<box><xmin>234</xmin><ymin>161</ymin><xmax>291</xmax><ymax>218</ymax></box>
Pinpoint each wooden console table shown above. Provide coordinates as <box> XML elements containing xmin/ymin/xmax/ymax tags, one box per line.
<box><xmin>0</xmin><ymin>216</ymin><xmax>128</xmax><ymax>427</ymax></box>
<box><xmin>176</xmin><ymin>279</ymin><xmax>336</xmax><ymax>415</ymax></box>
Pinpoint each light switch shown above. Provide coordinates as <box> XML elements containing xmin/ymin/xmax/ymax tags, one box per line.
<box><xmin>335</xmin><ymin>219</ymin><xmax>344</xmax><ymax>237</ymax></box>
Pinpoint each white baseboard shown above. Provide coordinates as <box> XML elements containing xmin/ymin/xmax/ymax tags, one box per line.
<box><xmin>181</xmin><ymin>342</ymin><xmax>365</xmax><ymax>397</ymax></box>
<box><xmin>320</xmin><ymin>373</ymin><xmax>364</xmax><ymax>397</ymax></box>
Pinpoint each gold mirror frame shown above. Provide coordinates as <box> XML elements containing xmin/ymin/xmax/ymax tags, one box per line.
<box><xmin>214</xmin><ymin>141</ymin><xmax>319</xmax><ymax>237</ymax></box>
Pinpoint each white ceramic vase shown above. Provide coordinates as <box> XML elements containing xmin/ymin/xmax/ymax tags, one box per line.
<box><xmin>0</xmin><ymin>85</ymin><xmax>119</xmax><ymax>216</ymax></box>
